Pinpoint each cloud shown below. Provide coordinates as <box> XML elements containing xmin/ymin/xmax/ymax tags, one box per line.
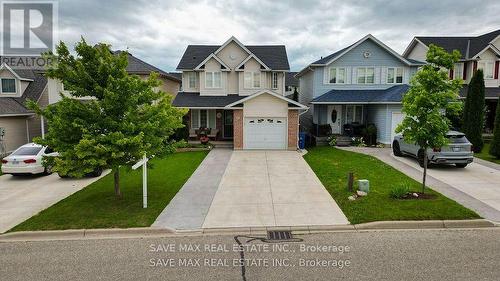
<box><xmin>55</xmin><ymin>0</ymin><xmax>500</xmax><ymax>71</ymax></box>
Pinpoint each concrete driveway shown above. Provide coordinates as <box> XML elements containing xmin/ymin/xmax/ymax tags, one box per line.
<box><xmin>202</xmin><ymin>150</ymin><xmax>349</xmax><ymax>228</ymax></box>
<box><xmin>0</xmin><ymin>173</ymin><xmax>106</xmax><ymax>233</ymax></box>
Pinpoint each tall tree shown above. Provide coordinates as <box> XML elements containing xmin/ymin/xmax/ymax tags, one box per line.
<box><xmin>396</xmin><ymin>44</ymin><xmax>462</xmax><ymax>193</ymax></box>
<box><xmin>490</xmin><ymin>99</ymin><xmax>500</xmax><ymax>158</ymax></box>
<box><xmin>28</xmin><ymin>38</ymin><xmax>185</xmax><ymax>198</ymax></box>
<box><xmin>462</xmin><ymin>69</ymin><xmax>485</xmax><ymax>152</ymax></box>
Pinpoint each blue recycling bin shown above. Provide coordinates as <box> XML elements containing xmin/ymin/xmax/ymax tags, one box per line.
<box><xmin>298</xmin><ymin>132</ymin><xmax>306</xmax><ymax>149</ymax></box>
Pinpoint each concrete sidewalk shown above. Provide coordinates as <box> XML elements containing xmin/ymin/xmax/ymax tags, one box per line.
<box><xmin>152</xmin><ymin>149</ymin><xmax>233</xmax><ymax>230</ymax></box>
<box><xmin>340</xmin><ymin>147</ymin><xmax>500</xmax><ymax>223</ymax></box>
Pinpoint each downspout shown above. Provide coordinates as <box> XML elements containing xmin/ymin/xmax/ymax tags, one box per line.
<box><xmin>41</xmin><ymin>116</ymin><xmax>45</xmax><ymax>138</ymax></box>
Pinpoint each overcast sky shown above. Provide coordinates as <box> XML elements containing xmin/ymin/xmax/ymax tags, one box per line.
<box><xmin>57</xmin><ymin>0</ymin><xmax>500</xmax><ymax>72</ymax></box>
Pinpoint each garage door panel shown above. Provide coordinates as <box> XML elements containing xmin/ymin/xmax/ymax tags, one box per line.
<box><xmin>244</xmin><ymin>118</ymin><xmax>287</xmax><ymax>150</ymax></box>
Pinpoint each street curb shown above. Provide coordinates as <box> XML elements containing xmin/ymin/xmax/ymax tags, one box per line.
<box><xmin>0</xmin><ymin>220</ymin><xmax>496</xmax><ymax>242</ymax></box>
<box><xmin>0</xmin><ymin>227</ymin><xmax>175</xmax><ymax>242</ymax></box>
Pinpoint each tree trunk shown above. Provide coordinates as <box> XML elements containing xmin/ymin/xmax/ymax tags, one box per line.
<box><xmin>114</xmin><ymin>168</ymin><xmax>122</xmax><ymax>199</ymax></box>
<box><xmin>422</xmin><ymin>151</ymin><xmax>427</xmax><ymax>194</ymax></box>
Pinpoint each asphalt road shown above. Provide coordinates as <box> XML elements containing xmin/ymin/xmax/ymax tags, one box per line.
<box><xmin>1</xmin><ymin>228</ymin><xmax>500</xmax><ymax>281</ymax></box>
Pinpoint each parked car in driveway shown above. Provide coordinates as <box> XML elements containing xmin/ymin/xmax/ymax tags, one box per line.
<box><xmin>392</xmin><ymin>131</ymin><xmax>474</xmax><ymax>168</ymax></box>
<box><xmin>1</xmin><ymin>143</ymin><xmax>58</xmax><ymax>176</ymax></box>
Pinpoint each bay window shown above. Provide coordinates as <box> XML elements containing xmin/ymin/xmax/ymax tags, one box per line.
<box><xmin>357</xmin><ymin>67</ymin><xmax>374</xmax><ymax>84</ymax></box>
<box><xmin>244</xmin><ymin>72</ymin><xmax>261</xmax><ymax>88</ymax></box>
<box><xmin>387</xmin><ymin>67</ymin><xmax>403</xmax><ymax>84</ymax></box>
<box><xmin>205</xmin><ymin>72</ymin><xmax>221</xmax><ymax>88</ymax></box>
<box><xmin>329</xmin><ymin>67</ymin><xmax>346</xmax><ymax>84</ymax></box>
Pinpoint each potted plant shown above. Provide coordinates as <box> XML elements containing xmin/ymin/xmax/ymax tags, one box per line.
<box><xmin>198</xmin><ymin>127</ymin><xmax>210</xmax><ymax>144</ymax></box>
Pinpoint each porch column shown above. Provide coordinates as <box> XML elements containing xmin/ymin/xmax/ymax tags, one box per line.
<box><xmin>233</xmin><ymin>109</ymin><xmax>243</xmax><ymax>149</ymax></box>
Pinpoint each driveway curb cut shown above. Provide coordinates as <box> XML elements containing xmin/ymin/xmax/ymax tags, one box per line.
<box><xmin>0</xmin><ymin>220</ymin><xmax>495</xmax><ymax>242</ymax></box>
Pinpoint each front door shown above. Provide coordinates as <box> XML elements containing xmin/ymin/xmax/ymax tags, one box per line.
<box><xmin>223</xmin><ymin>110</ymin><xmax>233</xmax><ymax>139</ymax></box>
<box><xmin>328</xmin><ymin>105</ymin><xmax>342</xmax><ymax>134</ymax></box>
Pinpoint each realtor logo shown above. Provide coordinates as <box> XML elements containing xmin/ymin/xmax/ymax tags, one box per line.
<box><xmin>1</xmin><ymin>1</ymin><xmax>58</xmax><ymax>55</ymax></box>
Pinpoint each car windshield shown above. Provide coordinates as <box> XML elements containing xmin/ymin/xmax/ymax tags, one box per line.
<box><xmin>447</xmin><ymin>134</ymin><xmax>468</xmax><ymax>144</ymax></box>
<box><xmin>11</xmin><ymin>147</ymin><xmax>43</xmax><ymax>156</ymax></box>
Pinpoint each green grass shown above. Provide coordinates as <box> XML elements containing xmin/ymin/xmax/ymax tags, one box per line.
<box><xmin>475</xmin><ymin>141</ymin><xmax>500</xmax><ymax>165</ymax></box>
<box><xmin>10</xmin><ymin>151</ymin><xmax>208</xmax><ymax>232</ymax></box>
<box><xmin>304</xmin><ymin>147</ymin><xmax>480</xmax><ymax>224</ymax></box>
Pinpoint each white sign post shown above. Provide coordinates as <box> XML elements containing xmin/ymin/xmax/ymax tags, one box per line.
<box><xmin>132</xmin><ymin>154</ymin><xmax>149</xmax><ymax>208</ymax></box>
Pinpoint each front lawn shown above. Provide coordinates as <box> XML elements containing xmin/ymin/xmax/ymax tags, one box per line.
<box><xmin>475</xmin><ymin>141</ymin><xmax>500</xmax><ymax>165</ymax></box>
<box><xmin>304</xmin><ymin>147</ymin><xmax>479</xmax><ymax>224</ymax></box>
<box><xmin>10</xmin><ymin>151</ymin><xmax>208</xmax><ymax>231</ymax></box>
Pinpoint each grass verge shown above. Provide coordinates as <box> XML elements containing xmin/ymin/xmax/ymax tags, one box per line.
<box><xmin>10</xmin><ymin>151</ymin><xmax>208</xmax><ymax>231</ymax></box>
<box><xmin>475</xmin><ymin>141</ymin><xmax>500</xmax><ymax>165</ymax></box>
<box><xmin>304</xmin><ymin>147</ymin><xmax>480</xmax><ymax>224</ymax></box>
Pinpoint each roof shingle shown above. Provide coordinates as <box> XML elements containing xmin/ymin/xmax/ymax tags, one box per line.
<box><xmin>311</xmin><ymin>85</ymin><xmax>409</xmax><ymax>103</ymax></box>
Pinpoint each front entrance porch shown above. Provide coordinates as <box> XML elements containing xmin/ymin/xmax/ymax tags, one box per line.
<box><xmin>187</xmin><ymin>109</ymin><xmax>234</xmax><ymax>141</ymax></box>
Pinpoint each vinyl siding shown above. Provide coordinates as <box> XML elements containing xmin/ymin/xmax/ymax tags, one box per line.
<box><xmin>0</xmin><ymin>117</ymin><xmax>29</xmax><ymax>152</ymax></box>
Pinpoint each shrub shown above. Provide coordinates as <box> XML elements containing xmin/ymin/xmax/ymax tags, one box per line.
<box><xmin>390</xmin><ymin>183</ymin><xmax>411</xmax><ymax>199</ymax></box>
<box><xmin>462</xmin><ymin>70</ymin><xmax>485</xmax><ymax>152</ymax></box>
<box><xmin>490</xmin><ymin>98</ymin><xmax>500</xmax><ymax>158</ymax></box>
<box><xmin>351</xmin><ymin>137</ymin><xmax>366</xmax><ymax>147</ymax></box>
<box><xmin>327</xmin><ymin>135</ymin><xmax>337</xmax><ymax>146</ymax></box>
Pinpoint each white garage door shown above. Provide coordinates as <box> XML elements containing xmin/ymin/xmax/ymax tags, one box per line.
<box><xmin>244</xmin><ymin>117</ymin><xmax>287</xmax><ymax>150</ymax></box>
<box><xmin>391</xmin><ymin>112</ymin><xmax>405</xmax><ymax>143</ymax></box>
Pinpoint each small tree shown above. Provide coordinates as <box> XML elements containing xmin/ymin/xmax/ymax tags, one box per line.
<box><xmin>292</xmin><ymin>87</ymin><xmax>299</xmax><ymax>102</ymax></box>
<box><xmin>396</xmin><ymin>44</ymin><xmax>462</xmax><ymax>193</ymax></box>
<box><xmin>28</xmin><ymin>38</ymin><xmax>185</xmax><ymax>198</ymax></box>
<box><xmin>490</xmin><ymin>99</ymin><xmax>500</xmax><ymax>158</ymax></box>
<box><xmin>462</xmin><ymin>69</ymin><xmax>485</xmax><ymax>152</ymax></box>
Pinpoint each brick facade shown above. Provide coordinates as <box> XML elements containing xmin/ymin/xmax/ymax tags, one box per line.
<box><xmin>233</xmin><ymin>109</ymin><xmax>243</xmax><ymax>149</ymax></box>
<box><xmin>288</xmin><ymin>110</ymin><xmax>299</xmax><ymax>150</ymax></box>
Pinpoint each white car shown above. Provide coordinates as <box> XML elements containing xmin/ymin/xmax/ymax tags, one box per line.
<box><xmin>1</xmin><ymin>143</ymin><xmax>58</xmax><ymax>176</ymax></box>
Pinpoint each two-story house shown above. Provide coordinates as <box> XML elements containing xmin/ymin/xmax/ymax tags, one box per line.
<box><xmin>0</xmin><ymin>53</ymin><xmax>181</xmax><ymax>154</ymax></box>
<box><xmin>403</xmin><ymin>29</ymin><xmax>500</xmax><ymax>133</ymax></box>
<box><xmin>296</xmin><ymin>34</ymin><xmax>425</xmax><ymax>145</ymax></box>
<box><xmin>172</xmin><ymin>36</ymin><xmax>307</xmax><ymax>150</ymax></box>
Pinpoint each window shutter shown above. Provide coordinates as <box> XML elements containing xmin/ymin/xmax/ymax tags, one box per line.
<box><xmin>191</xmin><ymin>110</ymin><xmax>199</xmax><ymax>129</ymax></box>
<box><xmin>495</xmin><ymin>61</ymin><xmax>499</xmax><ymax>79</ymax></box>
<box><xmin>208</xmin><ymin>110</ymin><xmax>216</xmax><ymax>129</ymax></box>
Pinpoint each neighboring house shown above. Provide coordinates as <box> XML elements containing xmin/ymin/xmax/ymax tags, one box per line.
<box><xmin>285</xmin><ymin>71</ymin><xmax>299</xmax><ymax>98</ymax></box>
<box><xmin>403</xmin><ymin>29</ymin><xmax>500</xmax><ymax>133</ymax></box>
<box><xmin>172</xmin><ymin>36</ymin><xmax>307</xmax><ymax>150</ymax></box>
<box><xmin>0</xmin><ymin>52</ymin><xmax>180</xmax><ymax>154</ymax></box>
<box><xmin>0</xmin><ymin>60</ymin><xmax>48</xmax><ymax>154</ymax></box>
<box><xmin>296</xmin><ymin>34</ymin><xmax>425</xmax><ymax>145</ymax></box>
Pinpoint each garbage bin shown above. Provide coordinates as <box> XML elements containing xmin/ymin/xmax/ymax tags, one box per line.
<box><xmin>298</xmin><ymin>132</ymin><xmax>306</xmax><ymax>149</ymax></box>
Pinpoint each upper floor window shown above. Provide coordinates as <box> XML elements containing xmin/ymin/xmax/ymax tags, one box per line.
<box><xmin>272</xmin><ymin>72</ymin><xmax>278</xmax><ymax>89</ymax></box>
<box><xmin>188</xmin><ymin>72</ymin><xmax>197</xmax><ymax>88</ymax></box>
<box><xmin>1</xmin><ymin>78</ymin><xmax>16</xmax><ymax>93</ymax></box>
<box><xmin>244</xmin><ymin>72</ymin><xmax>261</xmax><ymax>89</ymax></box>
<box><xmin>329</xmin><ymin>67</ymin><xmax>346</xmax><ymax>84</ymax></box>
<box><xmin>357</xmin><ymin>67</ymin><xmax>374</xmax><ymax>84</ymax></box>
<box><xmin>205</xmin><ymin>72</ymin><xmax>221</xmax><ymax>88</ymax></box>
<box><xmin>478</xmin><ymin>61</ymin><xmax>494</xmax><ymax>79</ymax></box>
<box><xmin>453</xmin><ymin>63</ymin><xmax>463</xmax><ymax>80</ymax></box>
<box><xmin>387</xmin><ymin>67</ymin><xmax>403</xmax><ymax>84</ymax></box>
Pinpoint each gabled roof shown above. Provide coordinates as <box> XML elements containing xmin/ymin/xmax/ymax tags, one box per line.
<box><xmin>225</xmin><ymin>90</ymin><xmax>308</xmax><ymax>109</ymax></box>
<box><xmin>285</xmin><ymin>72</ymin><xmax>299</xmax><ymax>87</ymax></box>
<box><xmin>114</xmin><ymin>51</ymin><xmax>181</xmax><ymax>82</ymax></box>
<box><xmin>297</xmin><ymin>34</ymin><xmax>424</xmax><ymax>77</ymax></box>
<box><xmin>176</xmin><ymin>38</ymin><xmax>290</xmax><ymax>71</ymax></box>
<box><xmin>194</xmin><ymin>53</ymin><xmax>231</xmax><ymax>71</ymax></box>
<box><xmin>311</xmin><ymin>85</ymin><xmax>409</xmax><ymax>104</ymax></box>
<box><xmin>235</xmin><ymin>54</ymin><xmax>270</xmax><ymax>71</ymax></box>
<box><xmin>0</xmin><ymin>71</ymin><xmax>47</xmax><ymax>116</ymax></box>
<box><xmin>405</xmin><ymin>29</ymin><xmax>500</xmax><ymax>60</ymax></box>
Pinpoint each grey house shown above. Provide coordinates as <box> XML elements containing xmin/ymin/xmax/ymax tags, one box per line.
<box><xmin>296</xmin><ymin>34</ymin><xmax>424</xmax><ymax>145</ymax></box>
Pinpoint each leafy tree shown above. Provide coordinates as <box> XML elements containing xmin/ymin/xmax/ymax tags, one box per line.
<box><xmin>490</xmin><ymin>99</ymin><xmax>500</xmax><ymax>158</ymax></box>
<box><xmin>396</xmin><ymin>44</ymin><xmax>462</xmax><ymax>193</ymax></box>
<box><xmin>28</xmin><ymin>38</ymin><xmax>186</xmax><ymax>198</ymax></box>
<box><xmin>462</xmin><ymin>69</ymin><xmax>485</xmax><ymax>152</ymax></box>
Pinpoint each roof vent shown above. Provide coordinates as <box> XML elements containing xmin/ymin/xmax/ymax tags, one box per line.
<box><xmin>192</xmin><ymin>56</ymin><xmax>196</xmax><ymax>60</ymax></box>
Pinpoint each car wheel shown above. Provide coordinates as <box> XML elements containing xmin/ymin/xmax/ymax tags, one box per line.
<box><xmin>417</xmin><ymin>150</ymin><xmax>429</xmax><ymax>168</ymax></box>
<box><xmin>392</xmin><ymin>141</ymin><xmax>403</xmax><ymax>157</ymax></box>
<box><xmin>88</xmin><ymin>168</ymin><xmax>103</xmax><ymax>177</ymax></box>
<box><xmin>455</xmin><ymin>163</ymin><xmax>468</xmax><ymax>168</ymax></box>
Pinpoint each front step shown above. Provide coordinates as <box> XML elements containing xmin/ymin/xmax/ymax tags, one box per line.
<box><xmin>336</xmin><ymin>136</ymin><xmax>352</xmax><ymax>147</ymax></box>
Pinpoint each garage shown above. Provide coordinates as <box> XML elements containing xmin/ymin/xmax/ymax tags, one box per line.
<box><xmin>391</xmin><ymin>112</ymin><xmax>405</xmax><ymax>143</ymax></box>
<box><xmin>244</xmin><ymin>117</ymin><xmax>287</xmax><ymax>149</ymax></box>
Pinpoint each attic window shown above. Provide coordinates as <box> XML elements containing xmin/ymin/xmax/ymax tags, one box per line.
<box><xmin>239</xmin><ymin>65</ymin><xmax>245</xmax><ymax>70</ymax></box>
<box><xmin>1</xmin><ymin>78</ymin><xmax>16</xmax><ymax>93</ymax></box>
<box><xmin>221</xmin><ymin>65</ymin><xmax>227</xmax><ymax>70</ymax></box>
<box><xmin>199</xmin><ymin>64</ymin><xmax>205</xmax><ymax>69</ymax></box>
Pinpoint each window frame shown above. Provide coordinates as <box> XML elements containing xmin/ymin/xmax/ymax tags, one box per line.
<box><xmin>187</xmin><ymin>72</ymin><xmax>197</xmax><ymax>88</ymax></box>
<box><xmin>453</xmin><ymin>63</ymin><xmax>463</xmax><ymax>80</ymax></box>
<box><xmin>328</xmin><ymin>67</ymin><xmax>346</xmax><ymax>84</ymax></box>
<box><xmin>272</xmin><ymin>72</ymin><xmax>278</xmax><ymax>89</ymax></box>
<box><xmin>244</xmin><ymin>71</ymin><xmax>261</xmax><ymax>89</ymax></box>
<box><xmin>345</xmin><ymin>105</ymin><xmax>363</xmax><ymax>123</ymax></box>
<box><xmin>205</xmin><ymin>71</ymin><xmax>222</xmax><ymax>89</ymax></box>
<box><xmin>1</xmin><ymin>78</ymin><xmax>17</xmax><ymax>94</ymax></box>
<box><xmin>357</xmin><ymin>67</ymin><xmax>375</xmax><ymax>84</ymax></box>
<box><xmin>191</xmin><ymin>109</ymin><xmax>212</xmax><ymax>129</ymax></box>
<box><xmin>386</xmin><ymin>67</ymin><xmax>403</xmax><ymax>84</ymax></box>
<box><xmin>478</xmin><ymin>61</ymin><xmax>494</xmax><ymax>79</ymax></box>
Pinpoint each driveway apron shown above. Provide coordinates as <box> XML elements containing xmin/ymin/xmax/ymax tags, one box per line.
<box><xmin>152</xmin><ymin>149</ymin><xmax>233</xmax><ymax>229</ymax></box>
<box><xmin>202</xmin><ymin>150</ymin><xmax>349</xmax><ymax>228</ymax></box>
